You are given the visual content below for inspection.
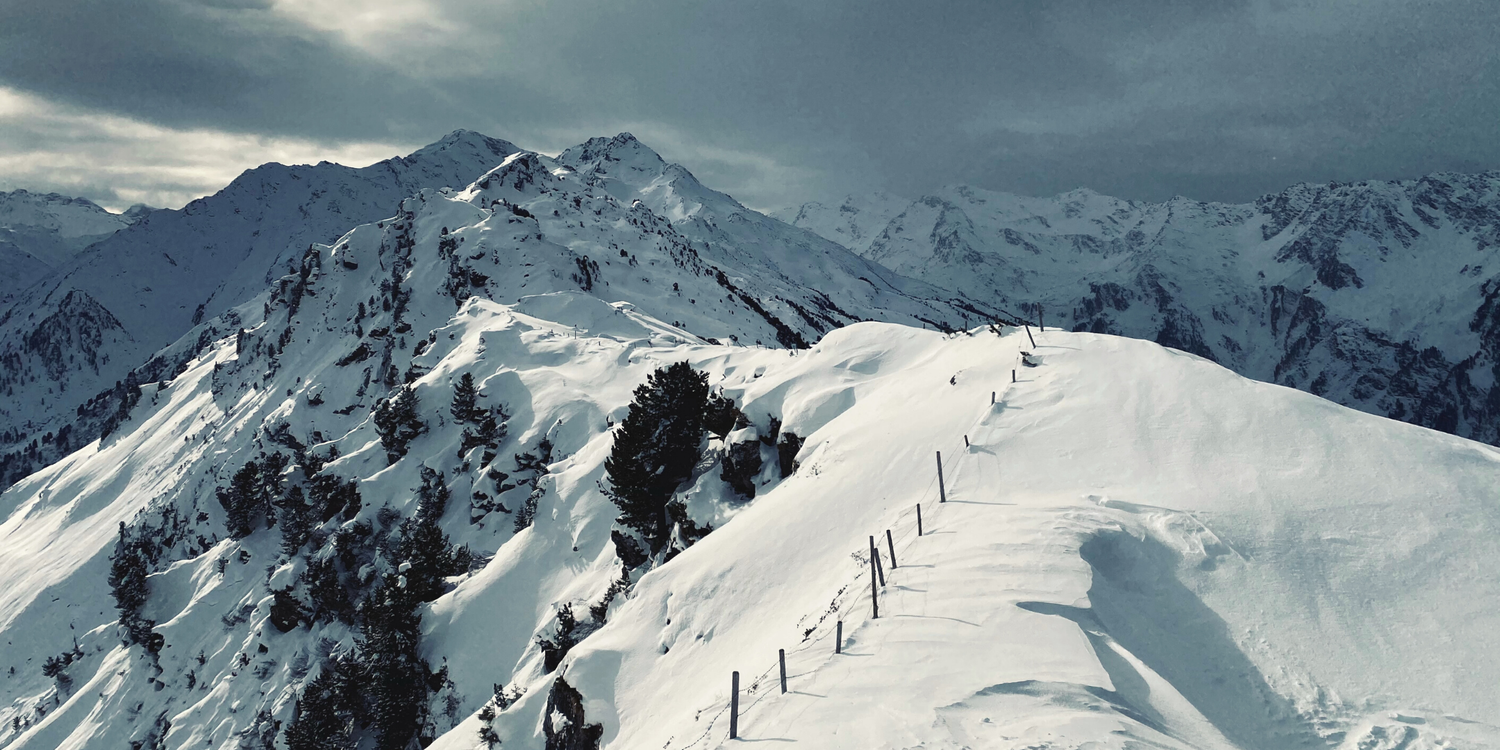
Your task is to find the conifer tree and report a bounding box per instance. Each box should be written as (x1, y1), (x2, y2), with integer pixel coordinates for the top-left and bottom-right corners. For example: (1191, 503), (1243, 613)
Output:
(373, 386), (426, 464)
(309, 474), (362, 523)
(605, 362), (709, 551)
(303, 556), (355, 625)
(218, 459), (261, 539)
(394, 513), (457, 603)
(107, 522), (156, 650)
(278, 485), (312, 556)
(450, 373), (479, 424)
(415, 466), (450, 520)
(268, 587), (305, 633)
(359, 574), (430, 750)
(259, 452), (289, 527)
(284, 656), (360, 750)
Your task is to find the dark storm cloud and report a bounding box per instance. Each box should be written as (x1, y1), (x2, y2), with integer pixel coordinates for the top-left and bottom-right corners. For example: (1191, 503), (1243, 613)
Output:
(1, 0), (1496, 209)
(0, 0), (493, 141)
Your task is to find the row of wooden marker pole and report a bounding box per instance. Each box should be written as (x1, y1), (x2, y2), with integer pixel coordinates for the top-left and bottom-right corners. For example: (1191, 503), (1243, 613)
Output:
(727, 451), (947, 739)
(724, 342), (1038, 739)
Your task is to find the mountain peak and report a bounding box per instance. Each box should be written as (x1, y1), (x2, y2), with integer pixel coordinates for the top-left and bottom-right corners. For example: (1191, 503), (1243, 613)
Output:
(557, 132), (667, 173)
(408, 129), (520, 163)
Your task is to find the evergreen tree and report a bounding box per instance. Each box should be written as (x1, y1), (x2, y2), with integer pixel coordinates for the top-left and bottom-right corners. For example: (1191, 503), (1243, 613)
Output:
(107, 523), (158, 651)
(605, 362), (709, 551)
(309, 474), (362, 523)
(450, 373), (479, 424)
(268, 587), (305, 633)
(535, 603), (580, 673)
(258, 452), (289, 527)
(477, 405), (507, 447)
(373, 386), (426, 465)
(415, 466), (450, 521)
(303, 555), (356, 625)
(359, 575), (430, 750)
(218, 459), (261, 539)
(284, 656), (360, 750)
(278, 485), (312, 556)
(216, 453), (286, 539)
(394, 512), (458, 603)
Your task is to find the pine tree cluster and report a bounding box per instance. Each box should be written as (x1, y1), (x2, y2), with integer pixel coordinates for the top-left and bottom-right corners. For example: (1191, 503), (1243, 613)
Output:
(604, 361), (711, 553)
(108, 522), (162, 653)
(451, 373), (509, 461)
(283, 469), (472, 749)
(216, 452), (289, 539)
(373, 385), (426, 464)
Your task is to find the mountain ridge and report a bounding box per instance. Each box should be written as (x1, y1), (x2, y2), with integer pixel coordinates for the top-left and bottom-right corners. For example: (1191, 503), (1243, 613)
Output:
(0, 131), (990, 492)
(782, 172), (1500, 444)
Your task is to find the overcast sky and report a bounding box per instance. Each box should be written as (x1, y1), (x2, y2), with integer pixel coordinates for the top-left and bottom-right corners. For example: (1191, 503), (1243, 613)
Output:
(1, 0), (1496, 212)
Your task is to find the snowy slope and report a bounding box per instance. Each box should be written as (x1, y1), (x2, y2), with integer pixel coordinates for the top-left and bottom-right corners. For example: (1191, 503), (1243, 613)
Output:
(0, 131), (520, 453)
(554, 135), (985, 335)
(770, 191), (909, 255)
(784, 177), (1500, 446)
(1, 239), (1495, 750)
(0, 189), (142, 304)
(0, 133), (984, 494)
(465, 325), (1500, 750)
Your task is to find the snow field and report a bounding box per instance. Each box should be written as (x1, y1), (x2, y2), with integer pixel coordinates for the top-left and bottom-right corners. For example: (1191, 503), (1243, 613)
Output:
(476, 324), (1500, 749)
(3, 284), (1496, 749)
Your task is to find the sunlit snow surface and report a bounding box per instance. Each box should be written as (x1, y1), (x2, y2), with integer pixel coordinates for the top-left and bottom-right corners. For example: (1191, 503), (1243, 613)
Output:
(2, 285), (1493, 749)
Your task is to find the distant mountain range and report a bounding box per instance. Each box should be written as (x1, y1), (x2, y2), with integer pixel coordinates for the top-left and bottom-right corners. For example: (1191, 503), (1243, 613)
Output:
(0, 189), (149, 305)
(781, 175), (1500, 445)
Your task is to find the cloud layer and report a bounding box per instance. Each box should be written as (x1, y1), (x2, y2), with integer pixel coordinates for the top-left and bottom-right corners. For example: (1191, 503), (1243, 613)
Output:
(1, 0), (1496, 211)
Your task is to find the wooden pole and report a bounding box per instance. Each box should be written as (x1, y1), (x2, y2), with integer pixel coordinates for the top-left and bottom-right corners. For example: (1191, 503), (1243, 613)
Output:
(730, 671), (739, 739)
(991, 391), (995, 405)
(870, 536), (885, 586)
(1025, 325), (1036, 348)
(886, 529), (897, 569)
(779, 649), (787, 694)
(964, 435), (969, 447)
(1012, 369), (1016, 383)
(870, 547), (880, 619)
(917, 504), (923, 536)
(836, 621), (843, 653)
(937, 451), (947, 503)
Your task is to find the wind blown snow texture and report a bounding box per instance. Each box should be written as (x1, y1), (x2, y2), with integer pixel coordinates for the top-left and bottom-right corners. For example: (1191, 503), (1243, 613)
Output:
(784, 178), (1500, 447)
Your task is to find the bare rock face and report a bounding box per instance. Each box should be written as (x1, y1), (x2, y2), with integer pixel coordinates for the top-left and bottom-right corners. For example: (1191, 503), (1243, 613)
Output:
(543, 677), (603, 750)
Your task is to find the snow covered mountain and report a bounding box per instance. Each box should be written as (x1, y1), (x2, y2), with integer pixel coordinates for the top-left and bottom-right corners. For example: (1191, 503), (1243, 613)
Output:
(0, 190), (146, 305)
(0, 133), (984, 492)
(5, 135), (1495, 750)
(769, 191), (908, 255)
(0, 247), (1494, 749)
(783, 176), (1500, 445)
(0, 131), (520, 449)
